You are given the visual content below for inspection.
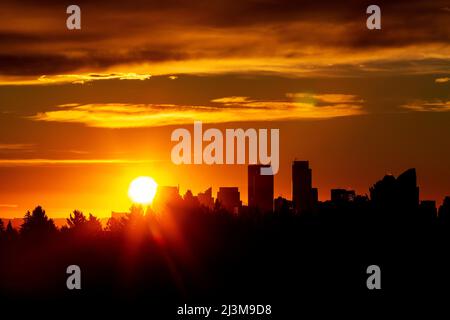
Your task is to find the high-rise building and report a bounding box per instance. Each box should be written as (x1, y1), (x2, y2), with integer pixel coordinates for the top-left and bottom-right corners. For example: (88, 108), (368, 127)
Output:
(312, 187), (319, 206)
(370, 168), (419, 212)
(292, 160), (313, 213)
(248, 164), (274, 213)
(419, 200), (437, 221)
(217, 187), (242, 214)
(153, 186), (182, 213)
(438, 196), (450, 222)
(396, 168), (419, 210)
(197, 187), (214, 209)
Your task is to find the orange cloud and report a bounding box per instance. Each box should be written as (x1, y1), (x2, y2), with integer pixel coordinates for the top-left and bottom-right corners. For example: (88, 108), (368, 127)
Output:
(286, 93), (364, 104)
(435, 77), (450, 83)
(0, 204), (19, 208)
(402, 100), (450, 112)
(0, 159), (149, 167)
(0, 1), (449, 84)
(0, 143), (34, 151)
(30, 94), (365, 128)
(0, 73), (152, 85)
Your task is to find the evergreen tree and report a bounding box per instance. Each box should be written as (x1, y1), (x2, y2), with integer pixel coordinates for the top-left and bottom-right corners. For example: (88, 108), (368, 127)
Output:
(5, 220), (18, 239)
(20, 206), (57, 238)
(86, 213), (103, 234)
(67, 210), (87, 230)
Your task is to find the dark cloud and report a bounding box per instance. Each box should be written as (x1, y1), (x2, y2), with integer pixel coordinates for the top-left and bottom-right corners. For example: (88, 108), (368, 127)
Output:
(0, 54), (84, 76)
(0, 0), (449, 77)
(0, 49), (189, 76)
(0, 31), (104, 45)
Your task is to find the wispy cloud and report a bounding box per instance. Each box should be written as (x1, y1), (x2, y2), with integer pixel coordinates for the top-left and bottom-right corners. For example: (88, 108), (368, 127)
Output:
(435, 77), (450, 83)
(286, 93), (364, 104)
(0, 144), (34, 151)
(402, 100), (450, 112)
(37, 73), (152, 84)
(0, 73), (152, 85)
(0, 204), (19, 208)
(0, 159), (150, 167)
(211, 96), (251, 104)
(29, 93), (365, 128)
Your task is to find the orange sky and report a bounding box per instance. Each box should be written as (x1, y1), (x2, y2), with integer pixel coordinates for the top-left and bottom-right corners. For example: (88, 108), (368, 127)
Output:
(0, 1), (449, 218)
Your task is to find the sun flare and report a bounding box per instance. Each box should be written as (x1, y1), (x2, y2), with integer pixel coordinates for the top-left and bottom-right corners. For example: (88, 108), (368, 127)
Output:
(128, 176), (158, 204)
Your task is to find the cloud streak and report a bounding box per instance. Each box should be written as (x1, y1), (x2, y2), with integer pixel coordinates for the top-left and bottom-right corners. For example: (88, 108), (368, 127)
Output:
(0, 73), (153, 85)
(0, 144), (34, 151)
(0, 159), (150, 167)
(30, 93), (366, 128)
(435, 77), (450, 83)
(0, 204), (19, 208)
(402, 100), (450, 112)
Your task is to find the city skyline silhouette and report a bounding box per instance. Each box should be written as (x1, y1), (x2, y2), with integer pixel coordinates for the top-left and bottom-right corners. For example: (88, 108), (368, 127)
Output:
(2, 161), (450, 316)
(1, 161), (449, 227)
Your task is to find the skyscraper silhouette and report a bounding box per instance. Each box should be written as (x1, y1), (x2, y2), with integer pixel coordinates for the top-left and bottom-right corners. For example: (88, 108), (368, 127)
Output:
(197, 187), (214, 209)
(396, 168), (419, 210)
(312, 187), (319, 206)
(248, 164), (274, 213)
(370, 168), (419, 212)
(292, 161), (314, 214)
(438, 196), (450, 222)
(217, 187), (242, 214)
(153, 186), (182, 212)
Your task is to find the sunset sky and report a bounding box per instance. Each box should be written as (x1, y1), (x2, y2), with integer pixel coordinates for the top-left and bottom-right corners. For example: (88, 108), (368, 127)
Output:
(0, 0), (449, 218)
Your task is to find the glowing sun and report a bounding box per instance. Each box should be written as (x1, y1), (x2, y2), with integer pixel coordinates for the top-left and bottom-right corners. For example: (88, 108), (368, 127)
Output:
(128, 176), (158, 204)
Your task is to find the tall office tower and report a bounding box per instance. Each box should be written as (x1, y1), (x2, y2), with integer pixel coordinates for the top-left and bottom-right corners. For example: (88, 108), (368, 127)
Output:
(439, 196), (450, 222)
(370, 168), (419, 212)
(396, 168), (419, 210)
(153, 185), (182, 213)
(248, 164), (274, 213)
(217, 187), (242, 214)
(197, 187), (214, 209)
(311, 187), (319, 206)
(292, 161), (313, 214)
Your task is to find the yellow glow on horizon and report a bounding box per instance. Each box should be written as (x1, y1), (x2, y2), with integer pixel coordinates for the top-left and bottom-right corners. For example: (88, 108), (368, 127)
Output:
(128, 176), (158, 205)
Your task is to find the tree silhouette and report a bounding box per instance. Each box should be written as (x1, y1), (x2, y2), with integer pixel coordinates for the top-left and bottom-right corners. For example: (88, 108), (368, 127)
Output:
(127, 205), (147, 231)
(86, 213), (103, 234)
(129, 204), (145, 219)
(106, 216), (127, 233)
(5, 220), (18, 240)
(20, 206), (57, 238)
(67, 210), (87, 229)
(64, 210), (103, 235)
(0, 218), (4, 233)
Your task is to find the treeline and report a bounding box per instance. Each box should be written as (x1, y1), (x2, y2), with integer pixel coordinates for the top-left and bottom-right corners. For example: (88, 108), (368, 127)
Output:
(1, 198), (450, 308)
(0, 199), (235, 242)
(2, 195), (450, 242)
(0, 206), (103, 240)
